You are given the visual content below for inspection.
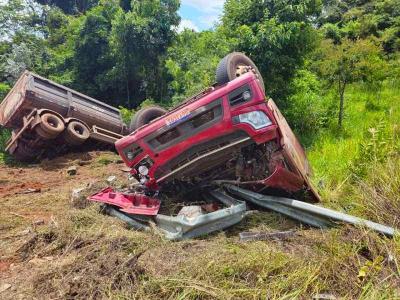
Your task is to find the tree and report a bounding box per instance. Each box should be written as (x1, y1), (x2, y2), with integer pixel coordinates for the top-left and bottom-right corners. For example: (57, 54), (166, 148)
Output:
(0, 0), (49, 83)
(318, 0), (400, 53)
(165, 28), (232, 104)
(110, 0), (180, 106)
(0, 0), (46, 39)
(1, 43), (38, 80)
(35, 0), (99, 14)
(43, 8), (84, 85)
(317, 38), (386, 127)
(73, 1), (120, 102)
(221, 0), (321, 105)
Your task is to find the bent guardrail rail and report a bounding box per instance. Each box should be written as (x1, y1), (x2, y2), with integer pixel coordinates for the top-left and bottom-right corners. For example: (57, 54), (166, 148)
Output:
(225, 185), (396, 237)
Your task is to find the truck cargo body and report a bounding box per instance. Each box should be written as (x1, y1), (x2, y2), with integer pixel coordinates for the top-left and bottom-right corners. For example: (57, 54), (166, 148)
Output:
(0, 71), (127, 160)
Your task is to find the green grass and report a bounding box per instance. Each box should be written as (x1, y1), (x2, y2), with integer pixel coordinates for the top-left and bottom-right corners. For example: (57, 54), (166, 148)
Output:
(308, 81), (400, 209)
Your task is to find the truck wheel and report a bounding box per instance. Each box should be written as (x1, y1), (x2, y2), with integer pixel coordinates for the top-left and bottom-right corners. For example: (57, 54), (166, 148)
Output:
(129, 106), (167, 132)
(35, 113), (65, 139)
(216, 52), (265, 92)
(63, 121), (90, 146)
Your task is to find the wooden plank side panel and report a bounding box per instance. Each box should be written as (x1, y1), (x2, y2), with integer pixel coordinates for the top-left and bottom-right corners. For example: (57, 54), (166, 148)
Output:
(28, 88), (69, 116)
(29, 72), (120, 113)
(70, 93), (124, 133)
(33, 77), (69, 98)
(0, 71), (31, 127)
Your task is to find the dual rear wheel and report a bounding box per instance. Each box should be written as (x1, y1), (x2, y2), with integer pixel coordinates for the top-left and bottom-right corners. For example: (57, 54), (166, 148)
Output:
(35, 113), (89, 145)
(63, 121), (90, 145)
(35, 113), (65, 139)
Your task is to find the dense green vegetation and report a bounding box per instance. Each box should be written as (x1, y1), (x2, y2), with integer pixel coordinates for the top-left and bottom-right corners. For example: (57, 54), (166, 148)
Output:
(0, 0), (399, 202)
(0, 0), (399, 127)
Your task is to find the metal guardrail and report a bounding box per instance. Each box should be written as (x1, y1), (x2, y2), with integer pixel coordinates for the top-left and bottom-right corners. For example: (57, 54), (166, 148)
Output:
(100, 186), (397, 240)
(225, 185), (396, 237)
(101, 190), (246, 241)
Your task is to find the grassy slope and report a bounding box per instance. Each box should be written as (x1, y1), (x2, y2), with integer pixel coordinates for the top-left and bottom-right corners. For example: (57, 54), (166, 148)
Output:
(308, 81), (400, 214)
(309, 82), (400, 185)
(0, 84), (399, 299)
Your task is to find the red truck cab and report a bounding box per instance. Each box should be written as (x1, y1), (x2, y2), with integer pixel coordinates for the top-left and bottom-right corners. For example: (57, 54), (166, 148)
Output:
(116, 72), (319, 202)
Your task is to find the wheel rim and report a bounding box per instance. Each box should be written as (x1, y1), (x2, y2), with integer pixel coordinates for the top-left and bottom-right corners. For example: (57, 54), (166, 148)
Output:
(47, 116), (59, 128)
(235, 64), (259, 79)
(73, 124), (84, 136)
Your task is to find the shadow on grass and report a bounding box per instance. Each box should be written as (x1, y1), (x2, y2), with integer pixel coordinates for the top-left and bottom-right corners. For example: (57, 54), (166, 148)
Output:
(224, 209), (302, 239)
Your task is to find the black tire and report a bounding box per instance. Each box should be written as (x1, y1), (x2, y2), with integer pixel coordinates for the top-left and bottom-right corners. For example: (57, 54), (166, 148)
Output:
(216, 52), (265, 92)
(63, 121), (90, 146)
(129, 106), (167, 132)
(35, 113), (65, 139)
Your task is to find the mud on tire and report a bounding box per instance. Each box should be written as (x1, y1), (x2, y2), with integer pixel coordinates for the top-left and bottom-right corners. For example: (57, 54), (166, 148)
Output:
(216, 52), (265, 92)
(129, 106), (167, 132)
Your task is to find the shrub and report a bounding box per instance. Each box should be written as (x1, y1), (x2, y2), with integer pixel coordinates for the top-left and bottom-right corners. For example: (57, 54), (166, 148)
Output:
(0, 82), (10, 99)
(285, 69), (328, 141)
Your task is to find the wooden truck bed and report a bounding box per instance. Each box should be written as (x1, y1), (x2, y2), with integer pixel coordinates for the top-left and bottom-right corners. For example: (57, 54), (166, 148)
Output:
(0, 71), (126, 134)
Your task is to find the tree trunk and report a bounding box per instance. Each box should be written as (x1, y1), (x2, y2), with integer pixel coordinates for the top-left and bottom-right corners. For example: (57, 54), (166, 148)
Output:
(126, 77), (130, 106)
(338, 80), (346, 128)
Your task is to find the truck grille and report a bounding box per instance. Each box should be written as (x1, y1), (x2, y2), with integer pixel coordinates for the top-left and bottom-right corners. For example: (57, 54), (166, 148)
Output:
(154, 131), (252, 181)
(123, 143), (143, 161)
(146, 99), (223, 152)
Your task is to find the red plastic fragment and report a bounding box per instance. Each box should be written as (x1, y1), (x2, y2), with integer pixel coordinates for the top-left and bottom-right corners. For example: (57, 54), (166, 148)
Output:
(260, 165), (304, 192)
(88, 187), (160, 216)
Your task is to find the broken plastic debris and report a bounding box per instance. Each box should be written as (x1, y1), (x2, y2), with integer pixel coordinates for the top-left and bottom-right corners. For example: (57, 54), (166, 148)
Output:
(88, 187), (160, 216)
(177, 206), (203, 220)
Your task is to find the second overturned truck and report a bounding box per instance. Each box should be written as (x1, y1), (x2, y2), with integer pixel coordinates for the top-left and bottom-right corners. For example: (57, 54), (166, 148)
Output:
(0, 71), (128, 161)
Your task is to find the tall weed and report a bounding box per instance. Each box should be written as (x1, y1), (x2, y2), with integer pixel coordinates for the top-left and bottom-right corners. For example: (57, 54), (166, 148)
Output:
(350, 121), (400, 178)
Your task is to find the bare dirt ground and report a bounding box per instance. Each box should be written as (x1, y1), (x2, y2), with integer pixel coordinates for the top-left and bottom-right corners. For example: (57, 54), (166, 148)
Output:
(0, 151), (131, 299)
(1, 151), (399, 299)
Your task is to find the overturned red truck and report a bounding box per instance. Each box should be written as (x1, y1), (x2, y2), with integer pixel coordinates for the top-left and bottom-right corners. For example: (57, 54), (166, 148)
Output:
(89, 53), (322, 240)
(115, 53), (320, 203)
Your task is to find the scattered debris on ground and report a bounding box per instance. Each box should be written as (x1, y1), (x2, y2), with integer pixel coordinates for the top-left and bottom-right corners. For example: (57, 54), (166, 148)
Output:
(66, 166), (77, 176)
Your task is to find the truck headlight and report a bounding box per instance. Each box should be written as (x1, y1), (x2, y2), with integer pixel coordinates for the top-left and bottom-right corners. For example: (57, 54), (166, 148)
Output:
(138, 165), (149, 176)
(237, 111), (272, 129)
